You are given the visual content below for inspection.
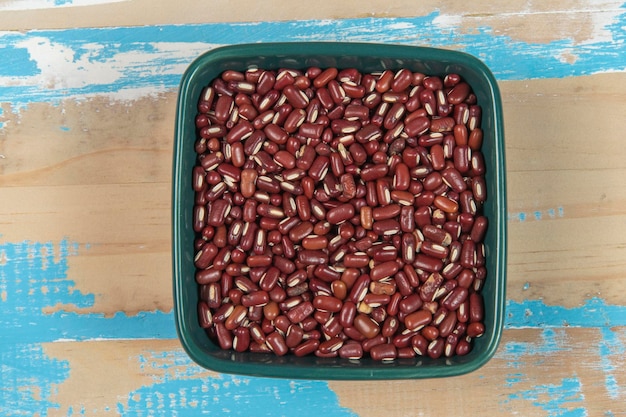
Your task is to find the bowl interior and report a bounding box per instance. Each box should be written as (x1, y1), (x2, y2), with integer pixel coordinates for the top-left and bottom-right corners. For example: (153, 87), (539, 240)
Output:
(173, 42), (507, 379)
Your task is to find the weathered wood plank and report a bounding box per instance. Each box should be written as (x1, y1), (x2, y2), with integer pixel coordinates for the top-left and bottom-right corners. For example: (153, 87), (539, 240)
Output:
(2, 75), (625, 317)
(1, 8), (625, 112)
(1, 4), (625, 416)
(2, 327), (623, 416)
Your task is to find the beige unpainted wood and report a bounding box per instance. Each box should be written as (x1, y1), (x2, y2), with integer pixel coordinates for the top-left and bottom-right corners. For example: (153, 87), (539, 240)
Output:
(40, 327), (626, 416)
(1, 2), (625, 414)
(331, 328), (626, 416)
(0, 0), (623, 48)
(1, 74), (625, 315)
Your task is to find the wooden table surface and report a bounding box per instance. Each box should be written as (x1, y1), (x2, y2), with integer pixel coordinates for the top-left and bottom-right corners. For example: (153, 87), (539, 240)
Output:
(1, 1), (625, 415)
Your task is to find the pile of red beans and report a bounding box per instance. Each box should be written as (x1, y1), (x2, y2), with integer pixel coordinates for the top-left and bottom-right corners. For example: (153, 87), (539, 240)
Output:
(192, 66), (488, 361)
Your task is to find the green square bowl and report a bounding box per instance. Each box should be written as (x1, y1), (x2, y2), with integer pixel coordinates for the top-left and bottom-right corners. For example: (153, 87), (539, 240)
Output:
(173, 42), (507, 379)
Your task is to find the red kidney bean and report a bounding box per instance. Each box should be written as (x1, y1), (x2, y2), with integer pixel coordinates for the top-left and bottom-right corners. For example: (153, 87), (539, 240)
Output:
(470, 215), (488, 242)
(313, 67), (338, 88)
(419, 272), (443, 302)
(354, 313), (380, 339)
(297, 250), (329, 265)
(312, 295), (343, 313)
(286, 301), (315, 324)
(404, 309), (432, 331)
(448, 82), (471, 105)
(469, 127), (483, 151)
(401, 233), (416, 264)
(469, 292), (484, 323)
(471, 176), (487, 203)
(291, 339), (318, 357)
(370, 261), (399, 281)
(214, 323), (233, 350)
(410, 334), (428, 356)
(457, 299), (470, 323)
(372, 204), (401, 221)
(338, 341), (364, 359)
(399, 293), (424, 315)
(427, 338), (444, 359)
(318, 337), (344, 355)
(455, 339), (471, 356)
(327, 203), (355, 224)
(467, 322), (485, 338)
(433, 195), (459, 214)
(420, 241), (450, 259)
(198, 301), (213, 328)
(193, 67), (488, 360)
(372, 219), (401, 236)
(266, 331), (289, 356)
(430, 117), (455, 133)
(438, 310), (457, 338)
(442, 287), (469, 311)
(360, 334), (385, 353)
(214, 95), (234, 123)
(370, 343), (397, 361)
(413, 254), (443, 272)
(460, 239), (476, 269)
(453, 145), (471, 174)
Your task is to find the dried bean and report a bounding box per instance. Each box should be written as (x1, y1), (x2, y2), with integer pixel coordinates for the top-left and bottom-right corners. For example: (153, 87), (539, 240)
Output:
(193, 66), (489, 361)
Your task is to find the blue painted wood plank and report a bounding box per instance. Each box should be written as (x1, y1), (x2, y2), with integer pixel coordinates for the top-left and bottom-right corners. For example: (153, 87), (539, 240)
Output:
(0, 6), (625, 108)
(1, 8), (625, 415)
(1, 238), (624, 414)
(0, 341), (358, 416)
(2, 239), (625, 344)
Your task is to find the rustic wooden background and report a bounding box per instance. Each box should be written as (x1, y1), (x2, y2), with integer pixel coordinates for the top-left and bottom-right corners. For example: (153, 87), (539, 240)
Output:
(1, 1), (625, 415)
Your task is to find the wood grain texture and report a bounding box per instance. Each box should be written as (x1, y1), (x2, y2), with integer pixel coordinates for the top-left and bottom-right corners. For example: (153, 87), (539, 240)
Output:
(2, 76), (624, 314)
(1, 2), (625, 416)
(7, 327), (623, 416)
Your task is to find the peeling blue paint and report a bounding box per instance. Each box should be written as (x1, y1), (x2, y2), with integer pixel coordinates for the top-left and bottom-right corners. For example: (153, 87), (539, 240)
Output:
(2, 237), (625, 413)
(0, 343), (68, 416)
(0, 239), (92, 317)
(0, 240), (176, 343)
(508, 377), (587, 417)
(508, 206), (564, 222)
(1, 6), (625, 107)
(0, 2), (625, 413)
(123, 350), (357, 417)
(498, 325), (625, 412)
(598, 327), (625, 400)
(497, 328), (571, 370)
(505, 297), (626, 328)
(497, 329), (588, 415)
